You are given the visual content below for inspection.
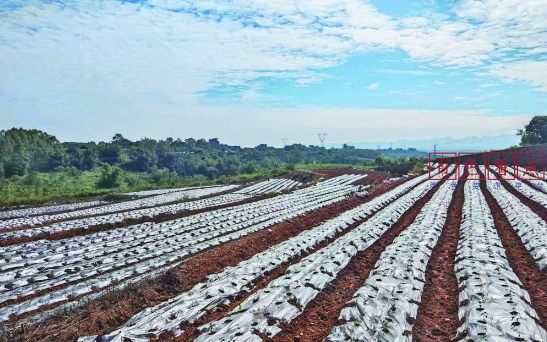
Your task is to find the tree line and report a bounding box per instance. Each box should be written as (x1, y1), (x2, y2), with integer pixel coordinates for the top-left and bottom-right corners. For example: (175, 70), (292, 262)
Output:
(0, 128), (427, 206)
(0, 128), (426, 181)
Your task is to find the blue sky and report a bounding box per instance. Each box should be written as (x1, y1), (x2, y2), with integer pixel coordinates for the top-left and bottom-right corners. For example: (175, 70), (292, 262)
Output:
(1, 0), (547, 148)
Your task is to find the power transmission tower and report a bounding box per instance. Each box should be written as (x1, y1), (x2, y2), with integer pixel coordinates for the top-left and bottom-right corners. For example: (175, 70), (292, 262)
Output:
(318, 133), (327, 148)
(433, 145), (437, 160)
(282, 139), (288, 147)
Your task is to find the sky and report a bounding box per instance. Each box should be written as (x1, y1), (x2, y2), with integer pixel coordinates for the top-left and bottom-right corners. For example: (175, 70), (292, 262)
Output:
(1, 0), (547, 148)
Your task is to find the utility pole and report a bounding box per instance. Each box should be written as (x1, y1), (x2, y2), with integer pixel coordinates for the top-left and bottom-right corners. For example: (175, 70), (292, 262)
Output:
(433, 144), (437, 161)
(318, 133), (327, 148)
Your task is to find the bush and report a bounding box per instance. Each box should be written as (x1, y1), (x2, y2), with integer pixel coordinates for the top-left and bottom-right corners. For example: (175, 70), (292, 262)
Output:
(410, 162), (425, 174)
(97, 164), (124, 188)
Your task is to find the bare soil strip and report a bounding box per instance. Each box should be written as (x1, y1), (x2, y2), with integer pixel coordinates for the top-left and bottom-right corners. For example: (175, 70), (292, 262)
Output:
(172, 214), (376, 342)
(267, 178), (450, 342)
(2, 180), (410, 342)
(481, 179), (547, 331)
(1, 192), (356, 315)
(0, 200), (108, 220)
(310, 169), (392, 186)
(488, 169), (547, 222)
(0, 187), (239, 236)
(0, 185), (396, 311)
(412, 178), (465, 342)
(0, 193), (272, 247)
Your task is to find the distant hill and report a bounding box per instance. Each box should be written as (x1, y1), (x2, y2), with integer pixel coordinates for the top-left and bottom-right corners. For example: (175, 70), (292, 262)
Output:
(327, 134), (520, 152)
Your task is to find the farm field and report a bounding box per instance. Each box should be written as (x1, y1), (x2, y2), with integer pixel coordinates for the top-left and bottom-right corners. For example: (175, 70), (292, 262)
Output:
(1, 166), (547, 342)
(306, 168), (394, 186)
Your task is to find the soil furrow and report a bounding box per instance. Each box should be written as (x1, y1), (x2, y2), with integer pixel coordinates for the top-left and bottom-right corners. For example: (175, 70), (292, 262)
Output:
(489, 168), (547, 223)
(0, 193), (273, 247)
(1, 187), (237, 233)
(268, 177), (450, 342)
(161, 179), (416, 341)
(171, 211), (380, 342)
(480, 178), (547, 331)
(0, 197), (329, 310)
(412, 178), (465, 342)
(1, 179), (410, 342)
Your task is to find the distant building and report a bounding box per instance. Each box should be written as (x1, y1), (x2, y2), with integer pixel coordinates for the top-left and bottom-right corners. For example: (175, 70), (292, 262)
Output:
(208, 138), (220, 145)
(256, 144), (268, 150)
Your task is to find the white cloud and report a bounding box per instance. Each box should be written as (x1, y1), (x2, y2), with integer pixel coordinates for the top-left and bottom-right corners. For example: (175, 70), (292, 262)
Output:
(367, 83), (380, 90)
(433, 81), (444, 85)
(487, 61), (547, 92)
(0, 0), (546, 143)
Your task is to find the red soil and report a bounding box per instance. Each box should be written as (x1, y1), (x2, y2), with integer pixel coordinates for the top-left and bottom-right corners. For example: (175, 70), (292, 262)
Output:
(269, 175), (452, 342)
(311, 168), (394, 186)
(481, 179), (547, 332)
(174, 211), (380, 342)
(3, 178), (412, 342)
(412, 178), (465, 342)
(0, 187), (239, 235)
(0, 193), (272, 247)
(495, 177), (547, 224)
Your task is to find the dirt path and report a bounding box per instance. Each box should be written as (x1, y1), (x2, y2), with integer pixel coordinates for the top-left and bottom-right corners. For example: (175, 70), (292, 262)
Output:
(412, 178), (465, 342)
(310, 168), (393, 186)
(172, 210), (381, 342)
(269, 177), (450, 342)
(3, 179), (413, 342)
(481, 179), (547, 332)
(0, 192), (267, 247)
(501, 182), (547, 223)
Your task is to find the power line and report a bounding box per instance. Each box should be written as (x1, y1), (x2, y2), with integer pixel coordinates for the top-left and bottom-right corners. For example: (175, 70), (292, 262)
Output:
(434, 122), (529, 149)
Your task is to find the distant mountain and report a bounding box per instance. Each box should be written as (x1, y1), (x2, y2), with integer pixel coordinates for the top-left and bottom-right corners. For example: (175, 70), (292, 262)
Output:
(326, 134), (520, 152)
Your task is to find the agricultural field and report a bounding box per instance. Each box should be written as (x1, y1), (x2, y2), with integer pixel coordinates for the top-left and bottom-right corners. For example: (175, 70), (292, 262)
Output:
(234, 178), (304, 195)
(1, 166), (547, 342)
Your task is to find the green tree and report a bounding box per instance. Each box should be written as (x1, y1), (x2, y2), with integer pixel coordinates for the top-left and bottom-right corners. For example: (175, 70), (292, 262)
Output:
(3, 155), (29, 177)
(518, 116), (547, 145)
(97, 164), (124, 188)
(289, 150), (303, 164)
(375, 155), (386, 166)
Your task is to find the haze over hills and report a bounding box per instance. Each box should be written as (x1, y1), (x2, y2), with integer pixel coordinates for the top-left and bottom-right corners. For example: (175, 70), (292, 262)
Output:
(327, 134), (521, 153)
